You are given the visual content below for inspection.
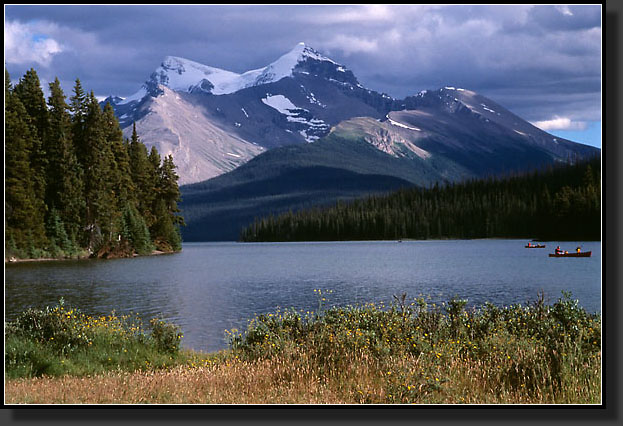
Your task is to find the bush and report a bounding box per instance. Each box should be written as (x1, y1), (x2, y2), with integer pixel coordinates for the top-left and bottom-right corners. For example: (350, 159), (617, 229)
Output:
(5, 300), (185, 378)
(228, 291), (601, 403)
(150, 318), (183, 354)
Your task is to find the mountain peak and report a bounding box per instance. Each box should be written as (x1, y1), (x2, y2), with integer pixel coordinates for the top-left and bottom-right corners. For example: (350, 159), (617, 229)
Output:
(254, 43), (339, 85)
(116, 43), (353, 104)
(286, 42), (336, 64)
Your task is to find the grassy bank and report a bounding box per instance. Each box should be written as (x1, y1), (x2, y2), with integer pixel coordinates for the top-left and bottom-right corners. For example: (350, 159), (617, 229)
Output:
(5, 292), (601, 404)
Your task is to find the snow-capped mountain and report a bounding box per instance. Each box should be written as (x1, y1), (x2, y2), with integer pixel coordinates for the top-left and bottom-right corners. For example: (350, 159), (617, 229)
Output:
(104, 43), (598, 187)
(179, 86), (600, 241)
(103, 42), (395, 184)
(330, 86), (599, 178)
(123, 42), (350, 99)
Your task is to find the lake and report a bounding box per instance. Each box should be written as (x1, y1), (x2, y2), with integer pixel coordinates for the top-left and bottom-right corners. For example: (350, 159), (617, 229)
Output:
(5, 239), (601, 353)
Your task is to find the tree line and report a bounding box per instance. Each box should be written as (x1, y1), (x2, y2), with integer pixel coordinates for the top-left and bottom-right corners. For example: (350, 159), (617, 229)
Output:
(240, 157), (600, 242)
(5, 68), (184, 259)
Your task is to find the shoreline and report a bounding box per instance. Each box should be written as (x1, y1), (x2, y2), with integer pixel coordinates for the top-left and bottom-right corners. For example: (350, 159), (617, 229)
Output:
(5, 249), (176, 265)
(4, 294), (601, 404)
(233, 237), (601, 244)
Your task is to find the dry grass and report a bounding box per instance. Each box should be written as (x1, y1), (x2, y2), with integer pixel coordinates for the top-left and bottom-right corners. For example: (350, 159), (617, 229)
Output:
(5, 353), (372, 404)
(5, 293), (602, 405)
(5, 348), (600, 405)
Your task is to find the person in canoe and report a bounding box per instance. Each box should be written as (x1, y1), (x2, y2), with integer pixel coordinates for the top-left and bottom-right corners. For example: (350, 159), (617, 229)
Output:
(576, 246), (582, 253)
(527, 242), (532, 247)
(555, 246), (563, 255)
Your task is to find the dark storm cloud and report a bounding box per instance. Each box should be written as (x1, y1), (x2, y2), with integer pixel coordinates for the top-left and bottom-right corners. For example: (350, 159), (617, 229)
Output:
(528, 5), (601, 32)
(5, 4), (601, 132)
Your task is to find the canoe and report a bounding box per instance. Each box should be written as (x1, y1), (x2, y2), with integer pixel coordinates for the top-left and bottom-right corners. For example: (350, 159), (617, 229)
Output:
(525, 245), (546, 248)
(548, 251), (591, 257)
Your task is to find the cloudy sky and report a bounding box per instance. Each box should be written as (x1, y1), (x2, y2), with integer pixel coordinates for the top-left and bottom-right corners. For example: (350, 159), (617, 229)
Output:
(5, 4), (602, 147)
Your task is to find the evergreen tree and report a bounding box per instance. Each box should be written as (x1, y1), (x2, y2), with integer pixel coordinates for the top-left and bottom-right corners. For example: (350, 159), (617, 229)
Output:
(13, 69), (49, 140)
(148, 154), (183, 251)
(128, 123), (156, 226)
(147, 145), (162, 224)
(121, 204), (154, 255)
(12, 68), (48, 207)
(159, 155), (184, 226)
(45, 78), (85, 247)
(80, 92), (117, 250)
(6, 68), (184, 258)
(102, 102), (133, 208)
(45, 207), (72, 256)
(69, 79), (89, 165)
(5, 69), (48, 255)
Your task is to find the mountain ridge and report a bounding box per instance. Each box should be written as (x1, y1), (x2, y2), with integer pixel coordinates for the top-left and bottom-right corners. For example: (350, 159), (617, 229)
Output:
(114, 42), (354, 104)
(102, 43), (599, 190)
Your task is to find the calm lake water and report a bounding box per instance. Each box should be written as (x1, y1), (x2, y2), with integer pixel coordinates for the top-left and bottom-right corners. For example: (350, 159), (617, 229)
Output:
(5, 240), (601, 352)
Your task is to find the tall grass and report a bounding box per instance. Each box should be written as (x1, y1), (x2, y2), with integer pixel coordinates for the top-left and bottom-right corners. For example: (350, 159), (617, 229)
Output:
(4, 298), (185, 379)
(227, 291), (601, 404)
(5, 292), (601, 404)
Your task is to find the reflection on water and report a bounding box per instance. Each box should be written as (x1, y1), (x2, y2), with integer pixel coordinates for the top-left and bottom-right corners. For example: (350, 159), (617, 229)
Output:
(5, 240), (601, 352)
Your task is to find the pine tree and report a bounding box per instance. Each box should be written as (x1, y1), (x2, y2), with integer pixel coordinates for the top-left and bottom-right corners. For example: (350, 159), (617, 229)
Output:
(80, 92), (118, 250)
(12, 68), (48, 208)
(147, 145), (162, 224)
(102, 102), (133, 208)
(45, 78), (85, 248)
(160, 155), (184, 226)
(45, 207), (72, 256)
(70, 79), (89, 165)
(121, 204), (154, 255)
(128, 123), (156, 227)
(149, 154), (184, 251)
(5, 69), (48, 255)
(7, 68), (185, 257)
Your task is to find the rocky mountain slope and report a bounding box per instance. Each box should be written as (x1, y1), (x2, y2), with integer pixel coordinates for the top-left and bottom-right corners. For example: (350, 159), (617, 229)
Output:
(331, 86), (599, 178)
(99, 43), (600, 240)
(104, 43), (396, 184)
(104, 43), (597, 186)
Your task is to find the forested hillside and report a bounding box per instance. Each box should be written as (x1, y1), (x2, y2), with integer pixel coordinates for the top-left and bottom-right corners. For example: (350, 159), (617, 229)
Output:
(5, 68), (183, 260)
(240, 157), (600, 242)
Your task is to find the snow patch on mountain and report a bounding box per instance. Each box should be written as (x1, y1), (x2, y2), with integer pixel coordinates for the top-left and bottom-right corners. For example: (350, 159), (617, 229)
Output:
(299, 129), (320, 142)
(118, 87), (147, 105)
(443, 86), (467, 92)
(480, 104), (497, 114)
(261, 94), (329, 142)
(299, 84), (326, 108)
(261, 94), (301, 114)
(386, 114), (421, 131)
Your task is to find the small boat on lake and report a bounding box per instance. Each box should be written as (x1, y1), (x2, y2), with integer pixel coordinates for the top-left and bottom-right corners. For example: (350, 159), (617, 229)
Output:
(525, 244), (546, 248)
(549, 251), (591, 258)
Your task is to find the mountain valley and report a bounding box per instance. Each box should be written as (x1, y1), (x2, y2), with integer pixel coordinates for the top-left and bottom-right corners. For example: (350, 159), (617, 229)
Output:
(101, 43), (600, 240)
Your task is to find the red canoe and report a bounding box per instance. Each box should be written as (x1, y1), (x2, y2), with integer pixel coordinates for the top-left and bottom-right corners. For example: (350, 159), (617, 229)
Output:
(549, 251), (592, 257)
(525, 244), (546, 248)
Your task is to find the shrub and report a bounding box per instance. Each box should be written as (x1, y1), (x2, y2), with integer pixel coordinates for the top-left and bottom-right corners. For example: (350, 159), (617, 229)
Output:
(150, 318), (183, 354)
(5, 300), (185, 378)
(227, 291), (601, 403)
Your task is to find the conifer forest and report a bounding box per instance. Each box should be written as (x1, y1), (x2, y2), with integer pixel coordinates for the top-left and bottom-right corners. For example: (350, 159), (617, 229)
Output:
(5, 68), (184, 259)
(240, 157), (601, 243)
